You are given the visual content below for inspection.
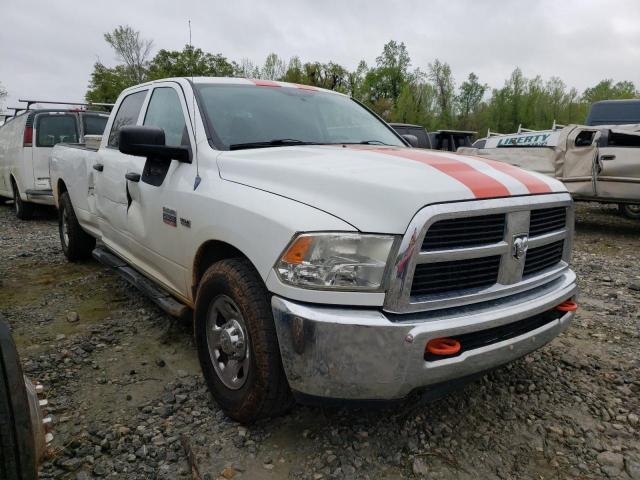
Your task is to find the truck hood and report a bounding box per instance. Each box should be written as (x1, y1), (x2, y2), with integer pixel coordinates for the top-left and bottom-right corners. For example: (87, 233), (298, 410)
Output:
(217, 145), (565, 233)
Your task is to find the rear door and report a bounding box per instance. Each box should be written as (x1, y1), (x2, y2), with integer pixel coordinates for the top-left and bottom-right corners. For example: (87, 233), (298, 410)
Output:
(596, 129), (640, 202)
(32, 112), (78, 189)
(95, 89), (148, 255)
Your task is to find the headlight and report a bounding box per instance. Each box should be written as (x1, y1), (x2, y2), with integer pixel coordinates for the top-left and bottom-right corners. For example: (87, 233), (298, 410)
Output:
(276, 233), (396, 291)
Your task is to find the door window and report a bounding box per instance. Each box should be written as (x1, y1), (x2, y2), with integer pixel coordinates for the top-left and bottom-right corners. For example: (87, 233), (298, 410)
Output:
(107, 90), (147, 148)
(143, 87), (189, 147)
(36, 115), (78, 147)
(83, 114), (108, 136)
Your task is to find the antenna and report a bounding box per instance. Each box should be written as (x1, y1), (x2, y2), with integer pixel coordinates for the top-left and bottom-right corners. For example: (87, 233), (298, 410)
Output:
(189, 19), (201, 190)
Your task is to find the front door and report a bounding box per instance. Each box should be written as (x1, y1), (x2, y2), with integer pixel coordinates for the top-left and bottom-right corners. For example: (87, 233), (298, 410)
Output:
(125, 84), (194, 297)
(94, 89), (148, 256)
(560, 127), (599, 198)
(595, 129), (640, 202)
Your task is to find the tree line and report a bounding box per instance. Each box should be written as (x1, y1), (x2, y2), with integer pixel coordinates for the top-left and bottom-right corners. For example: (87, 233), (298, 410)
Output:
(86, 25), (639, 136)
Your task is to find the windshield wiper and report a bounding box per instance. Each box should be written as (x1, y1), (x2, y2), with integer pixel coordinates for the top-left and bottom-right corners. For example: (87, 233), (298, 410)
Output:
(229, 139), (319, 150)
(357, 140), (391, 146)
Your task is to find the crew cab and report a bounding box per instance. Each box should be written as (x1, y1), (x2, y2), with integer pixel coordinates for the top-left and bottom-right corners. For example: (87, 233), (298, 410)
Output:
(0, 108), (108, 218)
(50, 77), (578, 423)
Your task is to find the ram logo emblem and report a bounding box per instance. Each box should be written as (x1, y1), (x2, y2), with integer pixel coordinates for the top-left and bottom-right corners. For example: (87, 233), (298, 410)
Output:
(512, 234), (529, 260)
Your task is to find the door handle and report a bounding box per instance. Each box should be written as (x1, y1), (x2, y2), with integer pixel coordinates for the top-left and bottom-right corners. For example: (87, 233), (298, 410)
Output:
(601, 154), (616, 161)
(93, 163), (104, 172)
(125, 172), (141, 182)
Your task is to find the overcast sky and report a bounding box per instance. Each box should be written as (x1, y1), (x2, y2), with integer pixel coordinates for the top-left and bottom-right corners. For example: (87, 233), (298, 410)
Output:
(1, 0), (639, 110)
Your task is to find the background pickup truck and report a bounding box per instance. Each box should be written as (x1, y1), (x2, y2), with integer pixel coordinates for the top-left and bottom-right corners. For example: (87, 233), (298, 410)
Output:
(51, 77), (577, 423)
(389, 122), (475, 151)
(462, 123), (640, 219)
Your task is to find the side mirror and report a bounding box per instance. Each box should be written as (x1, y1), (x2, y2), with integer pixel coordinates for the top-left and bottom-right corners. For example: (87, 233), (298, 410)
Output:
(402, 134), (419, 148)
(119, 126), (191, 163)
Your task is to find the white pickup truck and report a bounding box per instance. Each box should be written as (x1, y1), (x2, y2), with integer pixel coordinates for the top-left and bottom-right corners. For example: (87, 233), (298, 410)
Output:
(50, 77), (578, 423)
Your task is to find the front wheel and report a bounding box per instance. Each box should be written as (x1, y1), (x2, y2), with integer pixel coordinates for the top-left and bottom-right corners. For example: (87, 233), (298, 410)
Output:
(619, 203), (640, 220)
(194, 258), (293, 423)
(58, 192), (95, 261)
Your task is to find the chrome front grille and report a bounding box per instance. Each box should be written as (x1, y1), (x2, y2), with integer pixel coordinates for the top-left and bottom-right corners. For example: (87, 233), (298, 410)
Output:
(384, 193), (574, 314)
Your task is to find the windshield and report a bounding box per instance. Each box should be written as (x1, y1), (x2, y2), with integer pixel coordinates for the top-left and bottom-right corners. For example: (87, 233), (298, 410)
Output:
(83, 114), (108, 136)
(196, 84), (404, 149)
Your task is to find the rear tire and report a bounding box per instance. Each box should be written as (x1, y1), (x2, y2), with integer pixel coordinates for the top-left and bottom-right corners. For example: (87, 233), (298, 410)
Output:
(0, 319), (38, 480)
(58, 192), (95, 261)
(619, 203), (640, 220)
(194, 258), (293, 424)
(12, 184), (33, 221)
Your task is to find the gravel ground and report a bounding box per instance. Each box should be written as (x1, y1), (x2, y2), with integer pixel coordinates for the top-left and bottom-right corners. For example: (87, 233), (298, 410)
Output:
(0, 201), (638, 480)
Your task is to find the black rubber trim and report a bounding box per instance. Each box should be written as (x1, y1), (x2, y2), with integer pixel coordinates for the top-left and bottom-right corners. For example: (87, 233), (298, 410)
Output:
(0, 319), (37, 480)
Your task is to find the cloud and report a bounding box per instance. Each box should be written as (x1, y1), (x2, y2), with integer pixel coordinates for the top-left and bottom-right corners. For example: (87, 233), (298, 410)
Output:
(1, 0), (639, 109)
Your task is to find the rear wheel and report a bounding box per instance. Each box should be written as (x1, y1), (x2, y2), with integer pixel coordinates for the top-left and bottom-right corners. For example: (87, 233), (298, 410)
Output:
(12, 183), (32, 220)
(58, 192), (95, 261)
(194, 258), (293, 424)
(619, 204), (640, 220)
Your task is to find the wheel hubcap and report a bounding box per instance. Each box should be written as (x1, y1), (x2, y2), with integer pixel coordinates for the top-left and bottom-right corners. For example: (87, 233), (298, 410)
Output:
(627, 204), (640, 214)
(206, 295), (250, 390)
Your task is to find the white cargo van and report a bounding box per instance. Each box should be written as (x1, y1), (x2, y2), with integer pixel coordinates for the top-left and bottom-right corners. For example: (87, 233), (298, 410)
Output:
(0, 109), (108, 219)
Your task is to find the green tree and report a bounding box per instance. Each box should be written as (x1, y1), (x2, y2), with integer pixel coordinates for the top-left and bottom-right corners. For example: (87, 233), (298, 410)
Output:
(261, 53), (286, 80)
(85, 63), (138, 104)
(147, 45), (236, 79)
(104, 25), (153, 83)
(428, 59), (455, 126)
(456, 73), (487, 129)
(582, 79), (638, 103)
(282, 56), (303, 84)
(362, 40), (412, 106)
(0, 82), (6, 110)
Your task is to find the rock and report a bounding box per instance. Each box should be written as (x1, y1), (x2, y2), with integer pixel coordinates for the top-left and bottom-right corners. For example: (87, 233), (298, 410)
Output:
(176, 369), (188, 378)
(67, 311), (80, 323)
(626, 459), (640, 480)
(221, 467), (236, 478)
(628, 281), (640, 291)
(412, 457), (429, 476)
(155, 358), (166, 367)
(597, 451), (624, 473)
(61, 457), (82, 471)
(628, 413), (639, 426)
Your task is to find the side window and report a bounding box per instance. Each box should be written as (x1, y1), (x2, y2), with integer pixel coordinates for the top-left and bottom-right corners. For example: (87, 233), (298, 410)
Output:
(144, 87), (189, 147)
(108, 91), (147, 148)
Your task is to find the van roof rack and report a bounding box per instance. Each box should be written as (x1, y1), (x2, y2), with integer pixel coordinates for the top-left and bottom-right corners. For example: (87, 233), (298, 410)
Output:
(18, 99), (115, 110)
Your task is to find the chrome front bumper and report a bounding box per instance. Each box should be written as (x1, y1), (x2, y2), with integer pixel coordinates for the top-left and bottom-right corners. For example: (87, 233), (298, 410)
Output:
(272, 269), (577, 401)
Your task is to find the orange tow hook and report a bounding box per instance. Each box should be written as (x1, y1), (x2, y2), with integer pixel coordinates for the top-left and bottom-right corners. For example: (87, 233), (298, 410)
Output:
(426, 337), (461, 356)
(556, 300), (578, 312)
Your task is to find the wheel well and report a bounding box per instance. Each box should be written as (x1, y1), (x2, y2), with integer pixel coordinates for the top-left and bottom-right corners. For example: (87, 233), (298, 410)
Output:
(57, 179), (67, 195)
(192, 241), (248, 297)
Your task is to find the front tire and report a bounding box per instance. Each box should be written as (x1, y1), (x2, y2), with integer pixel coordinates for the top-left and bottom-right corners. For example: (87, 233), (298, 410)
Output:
(58, 192), (95, 261)
(194, 259), (293, 424)
(12, 184), (33, 220)
(619, 203), (640, 220)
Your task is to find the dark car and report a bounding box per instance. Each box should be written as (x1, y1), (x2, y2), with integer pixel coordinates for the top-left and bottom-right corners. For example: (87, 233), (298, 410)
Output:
(586, 99), (640, 126)
(389, 123), (476, 151)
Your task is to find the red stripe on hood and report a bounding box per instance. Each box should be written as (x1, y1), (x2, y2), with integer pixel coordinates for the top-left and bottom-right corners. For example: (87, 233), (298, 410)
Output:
(358, 147), (511, 199)
(474, 157), (552, 194)
(250, 79), (281, 87)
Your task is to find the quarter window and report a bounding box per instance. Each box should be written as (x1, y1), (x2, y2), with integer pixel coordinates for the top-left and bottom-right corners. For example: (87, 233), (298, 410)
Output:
(108, 90), (147, 148)
(144, 87), (189, 147)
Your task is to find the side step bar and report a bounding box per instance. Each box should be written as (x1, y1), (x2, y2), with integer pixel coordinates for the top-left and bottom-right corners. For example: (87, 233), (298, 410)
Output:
(92, 247), (191, 321)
